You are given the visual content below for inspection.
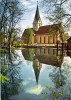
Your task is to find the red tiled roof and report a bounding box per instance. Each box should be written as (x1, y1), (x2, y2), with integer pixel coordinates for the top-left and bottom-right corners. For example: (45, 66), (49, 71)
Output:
(34, 23), (63, 35)
(34, 26), (47, 35)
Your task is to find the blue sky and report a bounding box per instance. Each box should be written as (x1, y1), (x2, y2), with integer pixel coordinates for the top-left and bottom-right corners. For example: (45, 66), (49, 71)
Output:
(18, 0), (71, 36)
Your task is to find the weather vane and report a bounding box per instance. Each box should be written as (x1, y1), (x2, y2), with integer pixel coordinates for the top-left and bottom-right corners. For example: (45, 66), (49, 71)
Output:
(37, 1), (38, 5)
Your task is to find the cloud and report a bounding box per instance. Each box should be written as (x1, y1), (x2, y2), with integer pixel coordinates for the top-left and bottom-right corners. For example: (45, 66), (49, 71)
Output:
(28, 77), (35, 81)
(22, 81), (29, 86)
(28, 5), (35, 9)
(26, 85), (45, 95)
(19, 0), (31, 6)
(41, 14), (53, 25)
(23, 1), (30, 6)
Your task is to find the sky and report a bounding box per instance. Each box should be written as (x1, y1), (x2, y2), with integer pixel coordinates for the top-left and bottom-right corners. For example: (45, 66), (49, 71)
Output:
(18, 0), (71, 36)
(18, 0), (52, 35)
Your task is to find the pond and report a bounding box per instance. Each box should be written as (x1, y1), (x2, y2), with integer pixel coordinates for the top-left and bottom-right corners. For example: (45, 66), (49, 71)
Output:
(1, 48), (71, 100)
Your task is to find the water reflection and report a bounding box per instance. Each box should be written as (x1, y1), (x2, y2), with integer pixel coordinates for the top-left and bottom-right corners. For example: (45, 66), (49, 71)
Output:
(49, 67), (66, 88)
(22, 48), (63, 67)
(1, 48), (71, 100)
(22, 48), (71, 99)
(1, 49), (24, 100)
(33, 58), (42, 84)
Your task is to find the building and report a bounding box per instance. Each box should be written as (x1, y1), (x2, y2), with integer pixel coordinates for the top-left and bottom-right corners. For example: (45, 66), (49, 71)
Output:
(22, 4), (64, 46)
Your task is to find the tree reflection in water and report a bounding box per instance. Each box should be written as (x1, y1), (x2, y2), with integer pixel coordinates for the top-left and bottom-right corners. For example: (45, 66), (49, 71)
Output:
(1, 49), (24, 100)
(42, 56), (71, 100)
(49, 67), (66, 88)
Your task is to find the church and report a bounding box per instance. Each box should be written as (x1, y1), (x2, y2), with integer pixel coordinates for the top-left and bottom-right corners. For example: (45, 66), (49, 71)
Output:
(22, 4), (64, 46)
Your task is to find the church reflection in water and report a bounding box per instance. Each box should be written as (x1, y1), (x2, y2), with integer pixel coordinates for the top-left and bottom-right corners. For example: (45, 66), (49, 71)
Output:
(33, 58), (42, 84)
(22, 48), (67, 84)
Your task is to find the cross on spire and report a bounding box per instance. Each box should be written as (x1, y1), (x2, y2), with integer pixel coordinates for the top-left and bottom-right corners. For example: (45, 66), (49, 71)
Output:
(37, 1), (38, 5)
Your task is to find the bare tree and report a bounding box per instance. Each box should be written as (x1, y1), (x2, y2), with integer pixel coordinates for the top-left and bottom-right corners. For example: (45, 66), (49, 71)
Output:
(0, 0), (26, 48)
(41, 0), (71, 27)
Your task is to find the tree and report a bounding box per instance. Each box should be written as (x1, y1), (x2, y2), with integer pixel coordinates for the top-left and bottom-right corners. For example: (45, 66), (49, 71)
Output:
(0, 32), (5, 47)
(22, 29), (34, 44)
(41, 0), (71, 28)
(0, 0), (25, 48)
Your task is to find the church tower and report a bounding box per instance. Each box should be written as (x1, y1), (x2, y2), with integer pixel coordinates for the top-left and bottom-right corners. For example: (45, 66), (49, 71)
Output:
(33, 2), (42, 31)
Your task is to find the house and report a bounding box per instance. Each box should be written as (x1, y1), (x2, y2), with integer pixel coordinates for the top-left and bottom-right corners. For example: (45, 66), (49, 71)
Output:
(22, 4), (65, 46)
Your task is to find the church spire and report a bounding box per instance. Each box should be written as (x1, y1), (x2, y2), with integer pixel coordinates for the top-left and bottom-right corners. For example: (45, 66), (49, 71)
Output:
(33, 1), (42, 31)
(34, 1), (40, 21)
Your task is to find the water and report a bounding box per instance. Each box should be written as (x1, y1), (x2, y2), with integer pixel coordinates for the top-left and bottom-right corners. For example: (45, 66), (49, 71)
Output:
(1, 48), (71, 100)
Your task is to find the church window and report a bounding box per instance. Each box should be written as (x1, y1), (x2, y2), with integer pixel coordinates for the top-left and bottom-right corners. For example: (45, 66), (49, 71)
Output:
(44, 37), (45, 43)
(48, 36), (50, 44)
(40, 36), (41, 43)
(53, 36), (55, 43)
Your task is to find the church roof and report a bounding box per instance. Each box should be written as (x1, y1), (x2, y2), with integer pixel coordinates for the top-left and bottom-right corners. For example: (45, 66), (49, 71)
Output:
(34, 23), (64, 35)
(22, 23), (64, 37)
(34, 4), (41, 21)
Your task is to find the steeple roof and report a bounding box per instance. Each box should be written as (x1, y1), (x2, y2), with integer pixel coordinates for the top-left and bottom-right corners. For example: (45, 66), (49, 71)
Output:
(34, 4), (41, 21)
